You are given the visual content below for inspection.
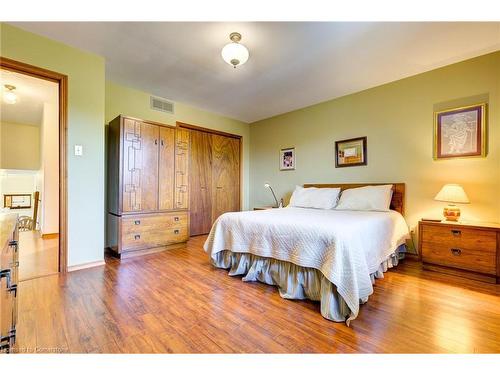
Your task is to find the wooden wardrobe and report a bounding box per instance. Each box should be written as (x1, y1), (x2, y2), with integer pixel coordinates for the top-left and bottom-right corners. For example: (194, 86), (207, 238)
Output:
(180, 123), (241, 236)
(107, 115), (190, 258)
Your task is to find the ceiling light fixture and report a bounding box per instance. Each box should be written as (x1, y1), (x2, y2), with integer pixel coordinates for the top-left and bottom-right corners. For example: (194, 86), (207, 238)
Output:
(221, 32), (249, 68)
(3, 84), (17, 104)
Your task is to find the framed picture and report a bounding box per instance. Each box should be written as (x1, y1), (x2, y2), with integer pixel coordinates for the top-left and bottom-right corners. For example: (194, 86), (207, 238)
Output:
(335, 137), (367, 168)
(280, 147), (295, 170)
(3, 194), (32, 209)
(434, 103), (487, 159)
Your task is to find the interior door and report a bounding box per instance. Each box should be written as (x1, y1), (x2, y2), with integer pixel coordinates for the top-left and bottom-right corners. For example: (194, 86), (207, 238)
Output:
(211, 134), (240, 222)
(189, 130), (213, 235)
(122, 118), (159, 212)
(158, 127), (175, 211)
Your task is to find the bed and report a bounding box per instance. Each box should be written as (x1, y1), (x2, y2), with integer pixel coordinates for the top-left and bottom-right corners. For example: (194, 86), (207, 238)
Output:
(204, 183), (410, 324)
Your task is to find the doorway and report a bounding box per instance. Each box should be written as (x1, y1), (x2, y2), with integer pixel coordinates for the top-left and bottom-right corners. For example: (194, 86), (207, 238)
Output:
(0, 57), (68, 278)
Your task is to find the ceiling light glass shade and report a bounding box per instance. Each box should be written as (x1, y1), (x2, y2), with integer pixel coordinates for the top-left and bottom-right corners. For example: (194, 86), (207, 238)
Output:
(221, 41), (249, 68)
(3, 85), (17, 104)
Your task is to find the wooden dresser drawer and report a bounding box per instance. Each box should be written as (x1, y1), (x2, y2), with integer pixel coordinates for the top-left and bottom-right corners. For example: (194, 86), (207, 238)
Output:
(421, 241), (496, 275)
(122, 212), (187, 231)
(420, 225), (497, 252)
(121, 212), (188, 251)
(121, 226), (188, 251)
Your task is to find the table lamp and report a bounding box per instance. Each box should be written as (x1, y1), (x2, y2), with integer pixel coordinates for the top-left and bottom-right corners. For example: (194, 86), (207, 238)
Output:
(434, 184), (470, 221)
(264, 183), (279, 208)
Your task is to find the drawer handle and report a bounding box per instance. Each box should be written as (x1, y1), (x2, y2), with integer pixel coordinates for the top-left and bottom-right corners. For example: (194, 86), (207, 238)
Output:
(9, 240), (18, 253)
(8, 284), (17, 298)
(0, 269), (12, 288)
(134, 220), (141, 225)
(174, 229), (180, 234)
(450, 248), (462, 256)
(174, 217), (179, 222)
(451, 229), (461, 236)
(134, 234), (141, 240)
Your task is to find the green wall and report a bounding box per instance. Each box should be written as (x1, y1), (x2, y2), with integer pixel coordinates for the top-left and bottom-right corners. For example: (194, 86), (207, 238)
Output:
(1, 23), (106, 267)
(105, 81), (250, 209)
(250, 51), (500, 236)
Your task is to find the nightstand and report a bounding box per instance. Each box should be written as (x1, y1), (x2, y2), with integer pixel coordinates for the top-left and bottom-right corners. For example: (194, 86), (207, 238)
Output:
(253, 206), (278, 211)
(419, 220), (500, 283)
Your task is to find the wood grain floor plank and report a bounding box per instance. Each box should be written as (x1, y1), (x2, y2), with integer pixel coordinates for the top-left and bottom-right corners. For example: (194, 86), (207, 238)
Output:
(12, 235), (500, 353)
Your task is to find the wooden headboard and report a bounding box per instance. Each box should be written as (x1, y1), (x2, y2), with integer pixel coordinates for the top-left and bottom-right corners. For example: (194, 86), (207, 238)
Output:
(303, 183), (406, 215)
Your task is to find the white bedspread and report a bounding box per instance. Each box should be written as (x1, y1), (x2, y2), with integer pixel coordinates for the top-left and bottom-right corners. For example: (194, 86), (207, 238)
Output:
(204, 207), (410, 321)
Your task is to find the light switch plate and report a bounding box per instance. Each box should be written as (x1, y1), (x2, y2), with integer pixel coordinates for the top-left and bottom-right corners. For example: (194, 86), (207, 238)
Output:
(74, 145), (83, 156)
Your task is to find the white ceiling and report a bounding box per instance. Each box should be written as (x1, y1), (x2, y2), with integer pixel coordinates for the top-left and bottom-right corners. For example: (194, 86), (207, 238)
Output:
(10, 22), (500, 123)
(0, 69), (58, 125)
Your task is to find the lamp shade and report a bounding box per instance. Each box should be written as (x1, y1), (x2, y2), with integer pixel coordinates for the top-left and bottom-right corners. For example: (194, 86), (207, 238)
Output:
(221, 32), (249, 68)
(434, 184), (470, 204)
(3, 85), (17, 104)
(221, 42), (249, 68)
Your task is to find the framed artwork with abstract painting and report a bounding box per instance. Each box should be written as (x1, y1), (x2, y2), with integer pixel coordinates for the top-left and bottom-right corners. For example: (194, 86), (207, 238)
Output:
(335, 136), (367, 168)
(280, 147), (295, 170)
(434, 103), (487, 159)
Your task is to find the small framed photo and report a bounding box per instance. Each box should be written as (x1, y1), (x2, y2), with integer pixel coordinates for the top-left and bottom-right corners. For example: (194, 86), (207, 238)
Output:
(335, 137), (367, 168)
(434, 103), (487, 159)
(280, 147), (295, 170)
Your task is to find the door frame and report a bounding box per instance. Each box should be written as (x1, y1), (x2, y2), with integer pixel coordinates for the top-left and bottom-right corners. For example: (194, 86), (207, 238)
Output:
(1, 56), (68, 273)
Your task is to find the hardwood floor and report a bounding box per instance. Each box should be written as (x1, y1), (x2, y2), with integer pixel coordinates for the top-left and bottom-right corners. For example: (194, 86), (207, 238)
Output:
(18, 230), (58, 281)
(13, 235), (500, 353)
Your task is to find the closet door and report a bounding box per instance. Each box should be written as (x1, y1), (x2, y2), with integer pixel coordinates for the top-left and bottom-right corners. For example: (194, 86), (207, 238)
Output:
(189, 131), (213, 235)
(122, 118), (159, 212)
(158, 127), (175, 210)
(211, 134), (240, 222)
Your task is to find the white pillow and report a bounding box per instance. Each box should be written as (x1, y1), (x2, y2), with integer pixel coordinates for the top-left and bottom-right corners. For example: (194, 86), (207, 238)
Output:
(335, 185), (393, 212)
(289, 186), (341, 210)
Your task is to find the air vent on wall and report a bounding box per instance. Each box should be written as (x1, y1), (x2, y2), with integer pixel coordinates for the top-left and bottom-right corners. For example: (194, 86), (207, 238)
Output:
(150, 96), (174, 114)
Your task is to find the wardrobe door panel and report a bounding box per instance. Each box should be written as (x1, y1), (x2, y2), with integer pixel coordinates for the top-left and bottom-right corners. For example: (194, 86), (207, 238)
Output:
(189, 131), (213, 235)
(174, 128), (190, 210)
(140, 123), (160, 211)
(122, 119), (159, 212)
(211, 134), (240, 222)
(159, 127), (175, 210)
(122, 118), (143, 212)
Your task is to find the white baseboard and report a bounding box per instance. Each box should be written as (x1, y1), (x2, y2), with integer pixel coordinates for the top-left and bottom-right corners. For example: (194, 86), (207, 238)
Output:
(68, 259), (105, 272)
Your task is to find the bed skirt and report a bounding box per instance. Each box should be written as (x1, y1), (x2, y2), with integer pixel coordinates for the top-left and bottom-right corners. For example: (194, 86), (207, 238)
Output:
(211, 245), (405, 324)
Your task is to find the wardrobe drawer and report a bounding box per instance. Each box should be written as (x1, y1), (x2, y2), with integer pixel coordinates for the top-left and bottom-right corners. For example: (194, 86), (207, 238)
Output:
(121, 225), (188, 251)
(121, 212), (188, 251)
(420, 225), (497, 253)
(421, 241), (496, 275)
(122, 212), (187, 232)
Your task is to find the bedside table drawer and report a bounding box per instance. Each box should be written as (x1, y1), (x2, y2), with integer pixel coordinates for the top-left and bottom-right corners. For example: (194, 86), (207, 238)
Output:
(420, 225), (497, 252)
(421, 242), (496, 275)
